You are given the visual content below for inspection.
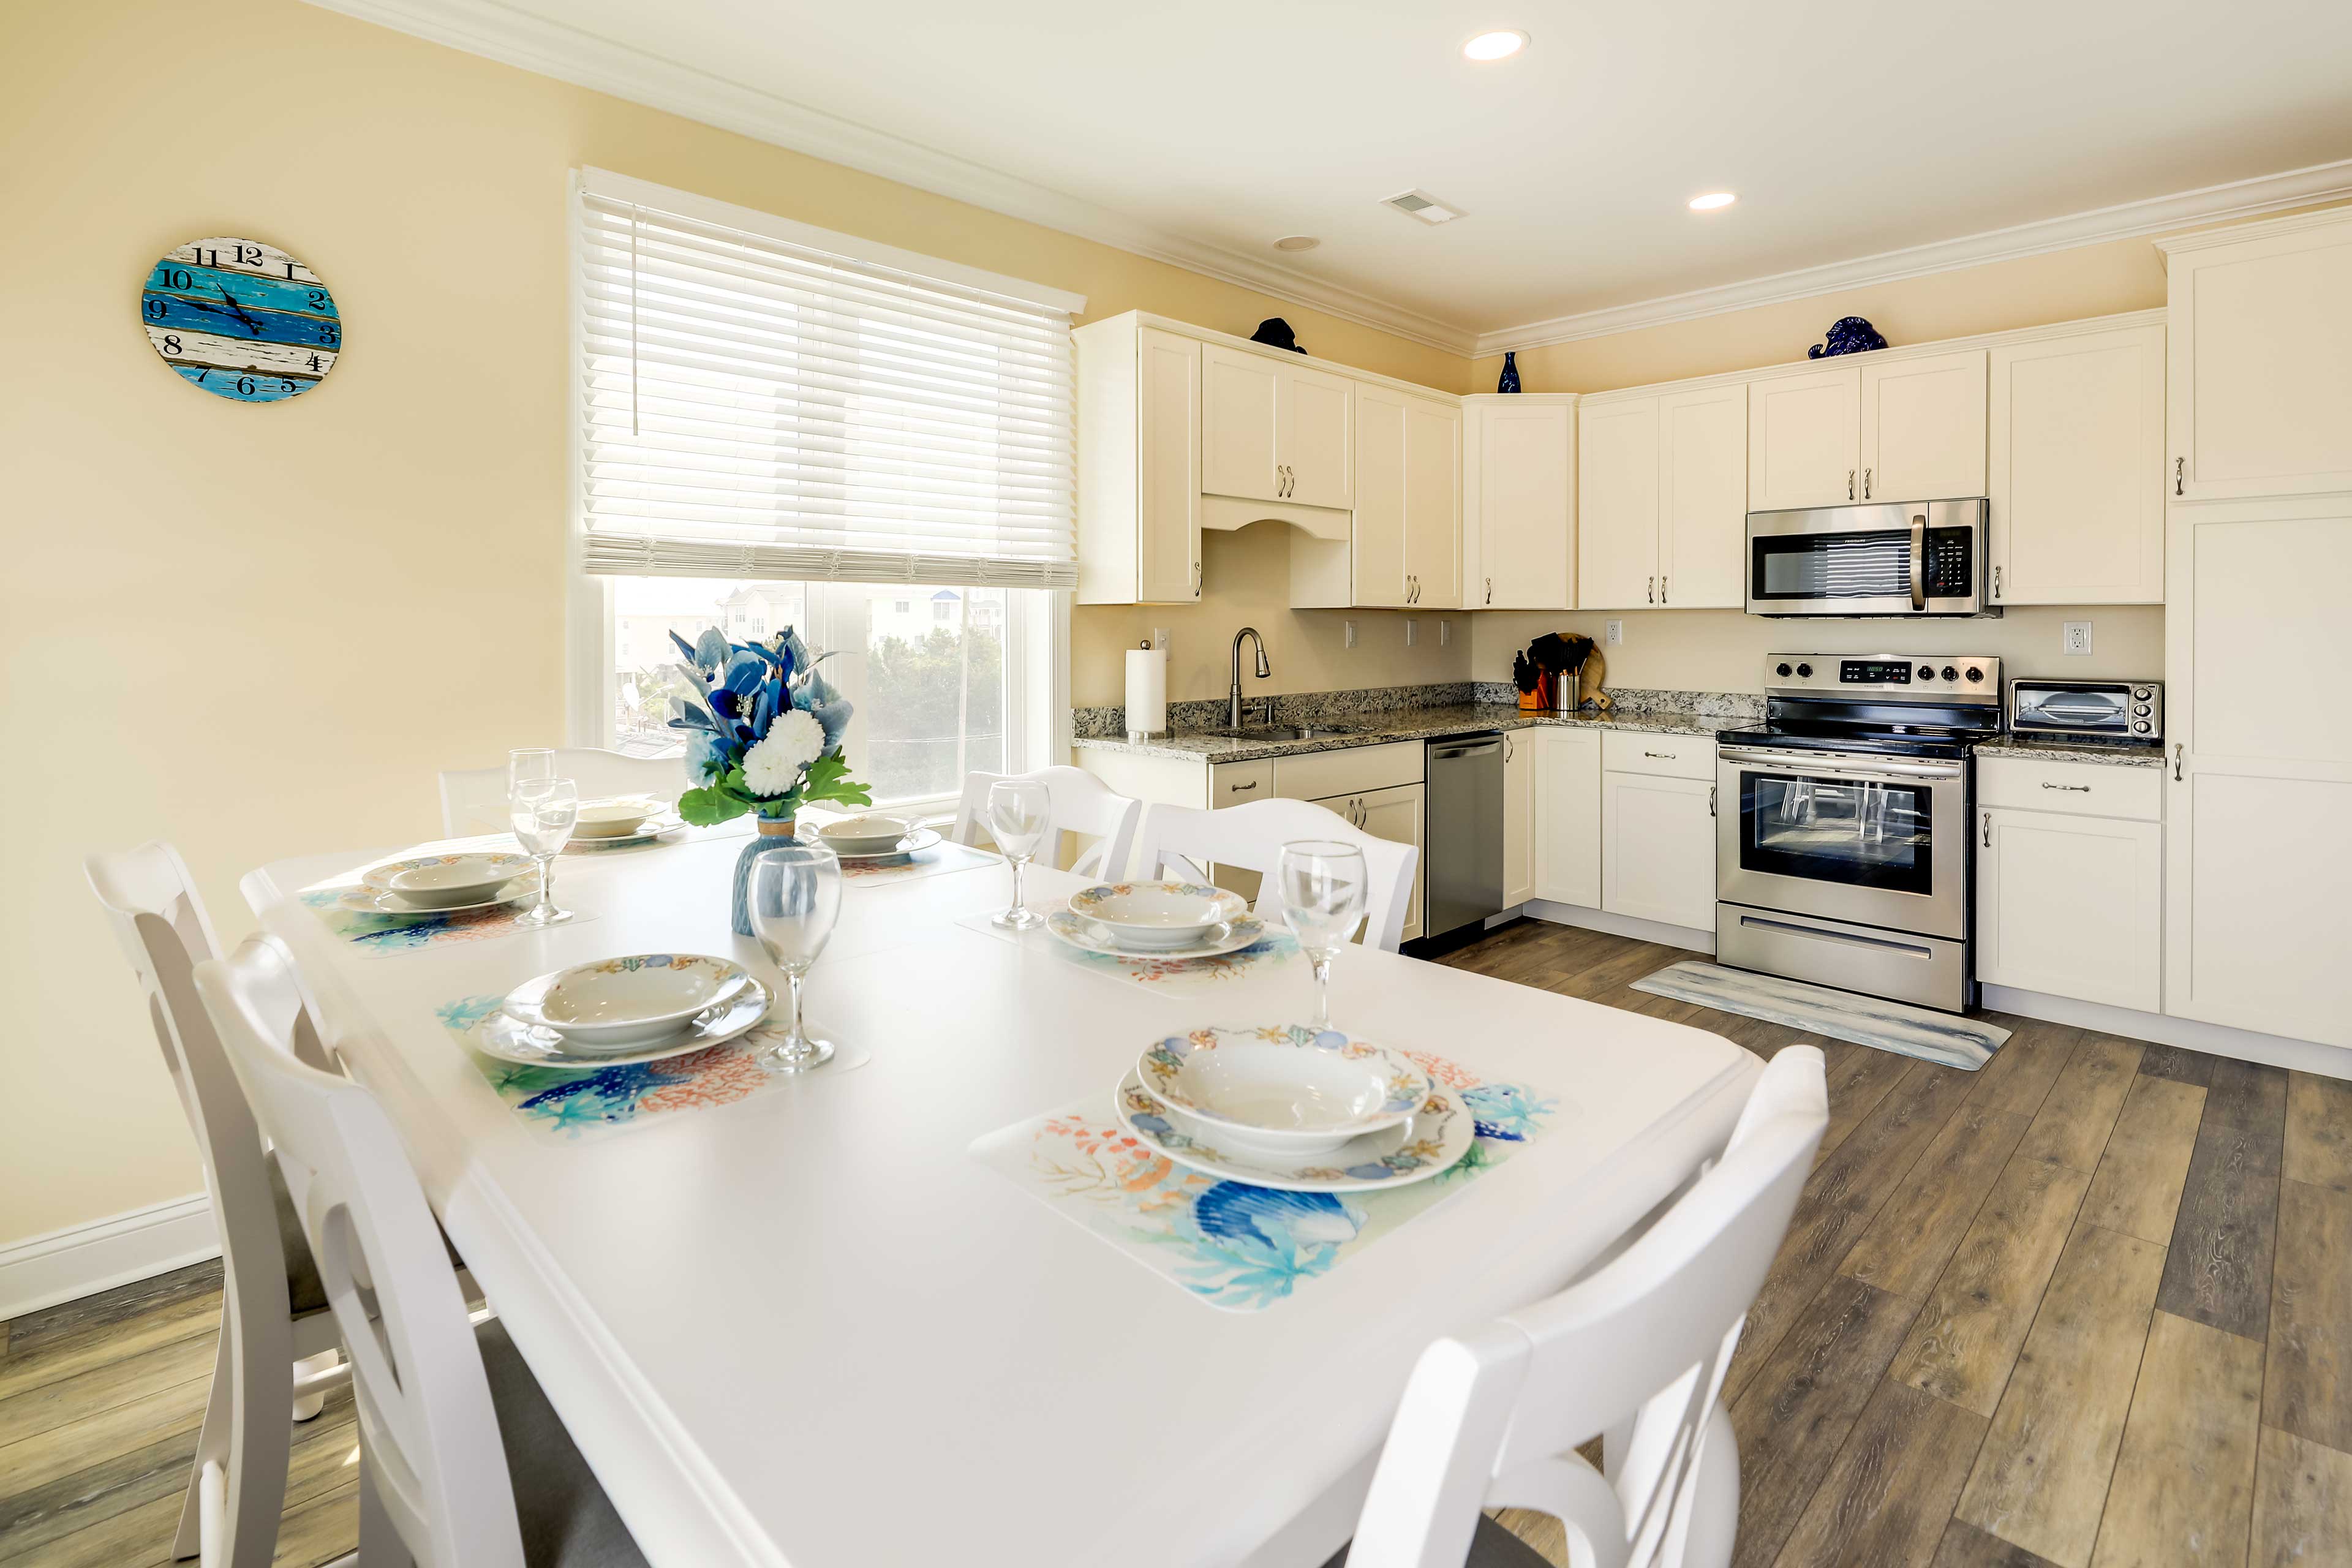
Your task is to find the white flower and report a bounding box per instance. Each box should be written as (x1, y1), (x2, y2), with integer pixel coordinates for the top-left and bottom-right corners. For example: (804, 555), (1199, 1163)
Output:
(742, 709), (824, 796)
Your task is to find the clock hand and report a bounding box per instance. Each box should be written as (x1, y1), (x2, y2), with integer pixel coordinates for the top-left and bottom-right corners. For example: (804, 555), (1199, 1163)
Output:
(214, 282), (263, 335)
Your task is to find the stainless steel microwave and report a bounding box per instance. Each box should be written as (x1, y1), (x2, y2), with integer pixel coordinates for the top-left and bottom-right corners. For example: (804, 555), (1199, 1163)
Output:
(2008, 679), (2163, 743)
(1746, 498), (1989, 617)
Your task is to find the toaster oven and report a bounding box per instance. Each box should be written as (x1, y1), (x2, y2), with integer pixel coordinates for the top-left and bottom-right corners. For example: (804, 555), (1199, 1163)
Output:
(2007, 679), (2162, 744)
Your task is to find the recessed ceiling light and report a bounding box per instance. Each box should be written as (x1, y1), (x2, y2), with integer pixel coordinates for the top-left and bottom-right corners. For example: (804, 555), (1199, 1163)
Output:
(1273, 235), (1321, 252)
(1462, 29), (1528, 62)
(1382, 189), (1464, 225)
(1688, 192), (1738, 211)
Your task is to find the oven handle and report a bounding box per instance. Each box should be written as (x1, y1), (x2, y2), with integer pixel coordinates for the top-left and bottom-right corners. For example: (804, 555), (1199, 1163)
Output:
(1717, 747), (1966, 782)
(1909, 513), (1926, 611)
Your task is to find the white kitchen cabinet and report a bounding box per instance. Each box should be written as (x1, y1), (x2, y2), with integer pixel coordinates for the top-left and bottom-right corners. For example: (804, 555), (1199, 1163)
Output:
(2159, 210), (2352, 502)
(2165, 495), (2352, 1046)
(1978, 804), (2162, 1012)
(1074, 319), (1200, 604)
(1988, 323), (2165, 605)
(1503, 729), (1536, 908)
(1200, 342), (1353, 509)
(1464, 395), (1575, 609)
(1532, 727), (1601, 907)
(1353, 386), (1460, 608)
(1861, 349), (1986, 502)
(1601, 771), (1716, 932)
(1577, 396), (1662, 609)
(1352, 782), (1425, 944)
(1657, 382), (1749, 609)
(1748, 365), (1861, 511)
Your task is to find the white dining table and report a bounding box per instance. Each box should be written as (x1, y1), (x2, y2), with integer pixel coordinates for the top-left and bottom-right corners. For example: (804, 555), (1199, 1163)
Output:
(247, 826), (1760, 1568)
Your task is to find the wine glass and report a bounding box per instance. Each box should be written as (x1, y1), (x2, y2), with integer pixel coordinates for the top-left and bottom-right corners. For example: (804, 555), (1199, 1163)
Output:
(1278, 840), (1368, 1032)
(509, 777), (578, 928)
(987, 778), (1052, 930)
(508, 748), (556, 797)
(747, 845), (842, 1072)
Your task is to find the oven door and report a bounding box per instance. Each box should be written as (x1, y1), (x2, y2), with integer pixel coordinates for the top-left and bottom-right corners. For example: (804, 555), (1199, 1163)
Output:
(1716, 747), (1970, 940)
(1746, 500), (1985, 616)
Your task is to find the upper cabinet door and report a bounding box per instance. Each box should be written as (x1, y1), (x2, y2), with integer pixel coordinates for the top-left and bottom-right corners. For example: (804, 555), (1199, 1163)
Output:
(1134, 328), (1202, 603)
(1199, 343), (1281, 502)
(1351, 385), (1409, 607)
(1280, 362), (1355, 509)
(1989, 324), (2163, 605)
(1402, 396), (1462, 608)
(1474, 399), (1575, 609)
(1862, 349), (1987, 502)
(1748, 366), (1862, 510)
(2167, 216), (2352, 501)
(1657, 382), (1747, 608)
(1576, 397), (1662, 610)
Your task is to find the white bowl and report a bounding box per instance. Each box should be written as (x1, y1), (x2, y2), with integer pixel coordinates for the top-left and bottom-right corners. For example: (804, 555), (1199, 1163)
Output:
(1067, 881), (1249, 951)
(819, 815), (911, 856)
(1137, 1024), (1431, 1155)
(364, 853), (535, 909)
(501, 954), (755, 1050)
(572, 795), (666, 839)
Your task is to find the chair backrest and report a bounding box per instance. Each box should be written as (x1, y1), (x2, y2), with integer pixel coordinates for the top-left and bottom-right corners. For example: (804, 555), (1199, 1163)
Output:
(196, 937), (527, 1568)
(85, 845), (298, 1568)
(1131, 797), (1419, 952)
(1347, 1046), (1830, 1568)
(948, 765), (1142, 880)
(438, 748), (684, 837)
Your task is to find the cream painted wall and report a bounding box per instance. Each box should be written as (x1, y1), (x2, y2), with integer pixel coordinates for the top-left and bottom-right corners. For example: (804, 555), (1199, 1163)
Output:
(0, 0), (1468, 1248)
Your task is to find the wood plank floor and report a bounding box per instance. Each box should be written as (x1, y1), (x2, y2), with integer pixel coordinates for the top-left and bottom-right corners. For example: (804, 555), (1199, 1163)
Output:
(2, 919), (2341, 1568)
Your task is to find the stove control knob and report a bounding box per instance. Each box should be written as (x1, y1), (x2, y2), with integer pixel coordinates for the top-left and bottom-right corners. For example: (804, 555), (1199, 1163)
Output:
(1918, 665), (1935, 681)
(2133, 720), (2152, 733)
(2133, 687), (2154, 700)
(2134, 703), (2152, 717)
(1941, 665), (1960, 682)
(1795, 663), (1812, 678)
(1964, 666), (1984, 682)
(1776, 662), (1793, 678)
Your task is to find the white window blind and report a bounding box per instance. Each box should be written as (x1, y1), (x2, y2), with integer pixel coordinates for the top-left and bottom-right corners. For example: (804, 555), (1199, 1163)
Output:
(575, 170), (1084, 589)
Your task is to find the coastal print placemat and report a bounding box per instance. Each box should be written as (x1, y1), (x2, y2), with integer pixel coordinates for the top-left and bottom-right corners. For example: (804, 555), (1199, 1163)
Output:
(434, 992), (870, 1142)
(296, 885), (603, 956)
(954, 909), (1303, 997)
(971, 1050), (1558, 1311)
(839, 839), (998, 886)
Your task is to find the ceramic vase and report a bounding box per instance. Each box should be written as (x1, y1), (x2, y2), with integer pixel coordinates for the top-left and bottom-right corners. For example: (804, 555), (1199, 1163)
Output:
(1497, 350), (1521, 394)
(730, 816), (799, 937)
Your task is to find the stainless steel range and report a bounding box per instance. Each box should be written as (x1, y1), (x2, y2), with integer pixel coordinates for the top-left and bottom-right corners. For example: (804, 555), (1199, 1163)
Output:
(1715, 654), (2004, 1012)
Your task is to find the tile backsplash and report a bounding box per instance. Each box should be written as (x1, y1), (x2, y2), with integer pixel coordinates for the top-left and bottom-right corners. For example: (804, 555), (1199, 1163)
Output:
(1074, 681), (1760, 737)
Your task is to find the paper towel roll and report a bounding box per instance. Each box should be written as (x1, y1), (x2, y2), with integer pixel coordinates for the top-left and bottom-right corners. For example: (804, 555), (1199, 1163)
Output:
(1125, 647), (1169, 739)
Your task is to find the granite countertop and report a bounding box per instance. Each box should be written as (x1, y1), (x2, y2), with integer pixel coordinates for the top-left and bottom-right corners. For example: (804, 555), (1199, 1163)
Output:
(1071, 702), (1749, 763)
(1974, 734), (2169, 769)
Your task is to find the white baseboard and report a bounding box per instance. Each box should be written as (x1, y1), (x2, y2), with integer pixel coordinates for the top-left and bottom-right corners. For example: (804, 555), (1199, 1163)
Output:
(1981, 985), (2352, 1082)
(1518, 900), (1717, 955)
(0, 1193), (219, 1321)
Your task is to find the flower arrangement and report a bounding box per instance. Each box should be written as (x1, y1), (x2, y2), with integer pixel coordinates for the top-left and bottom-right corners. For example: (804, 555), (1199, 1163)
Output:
(664, 627), (872, 826)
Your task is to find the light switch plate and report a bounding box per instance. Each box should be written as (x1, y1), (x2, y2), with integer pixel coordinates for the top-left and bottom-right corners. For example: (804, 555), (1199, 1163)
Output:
(1438, 619), (1451, 647)
(1344, 620), (1357, 649)
(1606, 620), (1624, 646)
(1152, 628), (1172, 655)
(2064, 620), (2092, 656)
(1404, 618), (1419, 647)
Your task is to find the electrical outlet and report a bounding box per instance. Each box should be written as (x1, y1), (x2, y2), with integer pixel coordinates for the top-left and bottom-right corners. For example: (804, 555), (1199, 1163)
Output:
(1606, 619), (1624, 646)
(1438, 619), (1451, 647)
(1344, 620), (1357, 649)
(1404, 618), (1419, 647)
(2064, 620), (2093, 656)
(1152, 628), (1172, 655)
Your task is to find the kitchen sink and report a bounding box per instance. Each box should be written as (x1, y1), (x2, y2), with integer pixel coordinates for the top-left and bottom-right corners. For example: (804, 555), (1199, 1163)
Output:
(1196, 723), (1371, 741)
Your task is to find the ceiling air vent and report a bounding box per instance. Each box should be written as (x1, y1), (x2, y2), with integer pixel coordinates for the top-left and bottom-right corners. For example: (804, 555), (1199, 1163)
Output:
(1382, 189), (1463, 225)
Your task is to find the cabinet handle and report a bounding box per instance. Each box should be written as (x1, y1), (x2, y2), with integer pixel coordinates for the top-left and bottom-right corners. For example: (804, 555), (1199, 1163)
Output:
(1643, 750), (1673, 760)
(1192, 559), (1202, 594)
(1660, 575), (1668, 604)
(2040, 782), (2091, 793)
(1504, 734), (1514, 761)
(1708, 784), (1717, 818)
(1982, 810), (1991, 848)
(1848, 469), (1856, 500)
(1228, 779), (1257, 794)
(1485, 576), (1493, 605)
(1992, 564), (2002, 601)
(2173, 743), (2184, 782)
(1863, 467), (1872, 500)
(1647, 575), (1655, 605)
(2174, 457), (2184, 496)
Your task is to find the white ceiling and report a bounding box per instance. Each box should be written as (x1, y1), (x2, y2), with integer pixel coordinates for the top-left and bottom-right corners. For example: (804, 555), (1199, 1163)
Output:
(326, 0), (2352, 351)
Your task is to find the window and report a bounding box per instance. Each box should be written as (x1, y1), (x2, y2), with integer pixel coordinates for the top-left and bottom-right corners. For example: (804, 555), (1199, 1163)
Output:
(570, 170), (1079, 805)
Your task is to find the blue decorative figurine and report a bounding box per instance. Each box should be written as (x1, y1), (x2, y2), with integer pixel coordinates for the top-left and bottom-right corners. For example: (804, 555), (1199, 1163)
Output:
(1497, 350), (1521, 393)
(1807, 317), (1888, 358)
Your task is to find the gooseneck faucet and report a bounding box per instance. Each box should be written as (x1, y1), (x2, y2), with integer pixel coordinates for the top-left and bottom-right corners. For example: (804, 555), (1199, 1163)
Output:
(1230, 627), (1271, 729)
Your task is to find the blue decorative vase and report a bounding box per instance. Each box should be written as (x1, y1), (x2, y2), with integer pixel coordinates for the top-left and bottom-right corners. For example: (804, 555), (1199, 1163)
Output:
(729, 818), (800, 937)
(1497, 350), (1521, 394)
(1807, 317), (1888, 359)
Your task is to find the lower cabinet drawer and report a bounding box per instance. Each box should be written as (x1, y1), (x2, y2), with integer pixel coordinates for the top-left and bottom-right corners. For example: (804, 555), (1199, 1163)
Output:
(1273, 740), (1424, 802)
(1978, 756), (2162, 821)
(1209, 760), (1273, 807)
(1601, 729), (1715, 782)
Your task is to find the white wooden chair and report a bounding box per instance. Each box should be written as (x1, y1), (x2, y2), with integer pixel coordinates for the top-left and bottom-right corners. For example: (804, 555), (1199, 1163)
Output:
(438, 748), (683, 837)
(1330, 1046), (1829, 1568)
(85, 843), (355, 1568)
(195, 936), (648, 1568)
(1131, 797), (1420, 952)
(948, 764), (1142, 879)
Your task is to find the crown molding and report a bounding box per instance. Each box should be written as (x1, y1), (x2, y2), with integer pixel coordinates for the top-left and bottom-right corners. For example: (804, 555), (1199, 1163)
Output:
(298, 0), (1482, 355)
(1474, 158), (2352, 358)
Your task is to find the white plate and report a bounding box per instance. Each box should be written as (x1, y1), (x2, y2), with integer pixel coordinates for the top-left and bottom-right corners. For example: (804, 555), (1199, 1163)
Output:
(1137, 1023), (1430, 1153)
(572, 795), (669, 838)
(798, 824), (942, 862)
(1044, 910), (1268, 962)
(566, 815), (686, 848)
(361, 852), (536, 907)
(501, 954), (756, 1049)
(473, 979), (773, 1068)
(1066, 880), (1249, 950)
(360, 879), (535, 917)
(1112, 1066), (1472, 1194)
(816, 815), (914, 856)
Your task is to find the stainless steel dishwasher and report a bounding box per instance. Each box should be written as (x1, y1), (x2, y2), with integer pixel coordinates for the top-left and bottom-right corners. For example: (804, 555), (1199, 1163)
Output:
(1423, 732), (1505, 942)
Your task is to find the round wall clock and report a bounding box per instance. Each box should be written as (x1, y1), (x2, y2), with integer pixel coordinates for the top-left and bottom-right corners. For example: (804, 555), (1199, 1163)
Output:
(140, 236), (342, 402)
